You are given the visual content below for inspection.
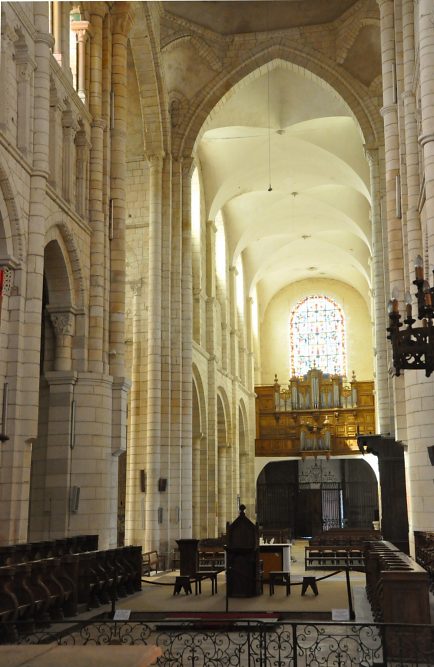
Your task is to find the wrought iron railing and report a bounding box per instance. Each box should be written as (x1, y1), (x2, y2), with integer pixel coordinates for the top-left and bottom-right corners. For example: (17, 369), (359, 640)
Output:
(1, 617), (433, 666)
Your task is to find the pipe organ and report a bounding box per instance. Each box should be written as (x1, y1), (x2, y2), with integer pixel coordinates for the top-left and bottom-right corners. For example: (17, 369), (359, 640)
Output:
(256, 368), (375, 458)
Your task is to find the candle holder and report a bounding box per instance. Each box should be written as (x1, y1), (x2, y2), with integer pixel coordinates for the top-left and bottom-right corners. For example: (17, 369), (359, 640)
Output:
(387, 256), (434, 376)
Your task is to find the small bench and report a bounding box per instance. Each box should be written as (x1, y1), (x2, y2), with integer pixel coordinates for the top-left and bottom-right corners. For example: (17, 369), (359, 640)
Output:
(269, 571), (290, 596)
(173, 576), (192, 595)
(301, 576), (318, 596)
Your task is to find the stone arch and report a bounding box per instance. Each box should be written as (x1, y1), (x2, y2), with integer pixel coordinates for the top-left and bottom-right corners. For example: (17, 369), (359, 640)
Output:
(177, 44), (382, 158)
(44, 224), (80, 309)
(129, 2), (169, 157)
(0, 163), (25, 263)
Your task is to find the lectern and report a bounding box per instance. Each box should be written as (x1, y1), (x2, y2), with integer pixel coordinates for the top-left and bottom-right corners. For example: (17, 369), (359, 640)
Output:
(225, 505), (261, 597)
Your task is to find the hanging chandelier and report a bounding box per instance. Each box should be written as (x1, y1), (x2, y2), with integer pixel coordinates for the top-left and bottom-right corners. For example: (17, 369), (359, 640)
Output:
(387, 255), (434, 377)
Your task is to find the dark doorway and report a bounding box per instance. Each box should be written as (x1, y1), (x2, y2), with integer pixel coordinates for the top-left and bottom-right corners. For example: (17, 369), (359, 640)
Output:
(257, 459), (379, 538)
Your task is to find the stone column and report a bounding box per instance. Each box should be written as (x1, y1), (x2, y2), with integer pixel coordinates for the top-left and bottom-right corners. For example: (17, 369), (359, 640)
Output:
(70, 21), (90, 103)
(198, 434), (208, 537)
(87, 5), (107, 374)
(0, 19), (17, 137)
(47, 308), (75, 372)
(192, 435), (201, 537)
(0, 6), (54, 543)
(378, 0), (404, 291)
(402, 0), (423, 269)
(378, 0), (407, 445)
(218, 444), (227, 535)
(49, 84), (62, 191)
(109, 3), (132, 378)
(145, 154), (163, 550)
(39, 371), (77, 540)
(366, 147), (393, 435)
(206, 220), (218, 536)
(181, 158), (193, 538)
(125, 281), (145, 545)
(15, 51), (35, 157)
(167, 158), (182, 550)
(75, 128), (91, 219)
(62, 109), (77, 204)
(418, 0), (434, 264)
(52, 1), (63, 65)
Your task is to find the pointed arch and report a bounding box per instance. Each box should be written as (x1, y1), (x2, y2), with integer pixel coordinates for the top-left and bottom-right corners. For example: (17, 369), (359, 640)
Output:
(177, 45), (382, 158)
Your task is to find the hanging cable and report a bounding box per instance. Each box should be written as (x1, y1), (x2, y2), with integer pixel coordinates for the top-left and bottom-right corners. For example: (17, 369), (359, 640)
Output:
(267, 67), (272, 192)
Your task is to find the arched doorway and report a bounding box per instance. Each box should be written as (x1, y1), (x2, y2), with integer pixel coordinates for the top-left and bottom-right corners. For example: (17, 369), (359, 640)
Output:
(257, 458), (379, 538)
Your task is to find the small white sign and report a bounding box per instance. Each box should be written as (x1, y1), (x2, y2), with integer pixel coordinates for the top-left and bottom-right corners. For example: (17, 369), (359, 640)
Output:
(332, 609), (350, 621)
(113, 609), (131, 621)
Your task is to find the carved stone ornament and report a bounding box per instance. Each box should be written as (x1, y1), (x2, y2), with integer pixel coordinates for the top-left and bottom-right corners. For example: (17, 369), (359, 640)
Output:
(48, 309), (75, 337)
(0, 267), (14, 296)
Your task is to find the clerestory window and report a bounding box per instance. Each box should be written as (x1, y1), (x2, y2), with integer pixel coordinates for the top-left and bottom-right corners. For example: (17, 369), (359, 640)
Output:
(290, 296), (346, 377)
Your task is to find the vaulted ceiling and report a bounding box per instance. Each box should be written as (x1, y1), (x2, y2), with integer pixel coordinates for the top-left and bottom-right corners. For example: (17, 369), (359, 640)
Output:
(196, 61), (372, 313)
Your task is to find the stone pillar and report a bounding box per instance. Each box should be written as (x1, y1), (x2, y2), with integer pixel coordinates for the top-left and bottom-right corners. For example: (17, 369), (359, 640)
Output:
(125, 281), (145, 545)
(52, 1), (63, 65)
(49, 84), (62, 191)
(41, 372), (78, 539)
(0, 20), (17, 137)
(419, 0), (434, 264)
(87, 5), (107, 374)
(181, 158), (193, 538)
(75, 128), (91, 219)
(145, 154), (163, 550)
(192, 435), (201, 537)
(70, 21), (89, 103)
(167, 158), (182, 549)
(62, 109), (77, 204)
(47, 308), (75, 372)
(15, 50), (35, 157)
(378, 0), (407, 445)
(366, 147), (393, 435)
(0, 6), (54, 543)
(199, 434), (208, 537)
(109, 3), (132, 378)
(206, 220), (218, 536)
(218, 444), (227, 535)
(378, 0), (404, 291)
(402, 0), (423, 269)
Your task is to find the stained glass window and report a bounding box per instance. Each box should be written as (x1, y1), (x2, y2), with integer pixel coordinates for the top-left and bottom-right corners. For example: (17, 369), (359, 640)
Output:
(290, 296), (346, 376)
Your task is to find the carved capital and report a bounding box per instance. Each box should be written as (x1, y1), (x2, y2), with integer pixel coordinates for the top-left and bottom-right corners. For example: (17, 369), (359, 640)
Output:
(364, 145), (379, 166)
(15, 53), (36, 82)
(70, 20), (91, 41)
(111, 5), (134, 36)
(47, 308), (76, 337)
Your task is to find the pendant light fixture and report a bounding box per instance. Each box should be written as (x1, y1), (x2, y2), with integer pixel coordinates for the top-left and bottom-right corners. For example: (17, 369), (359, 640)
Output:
(267, 67), (272, 192)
